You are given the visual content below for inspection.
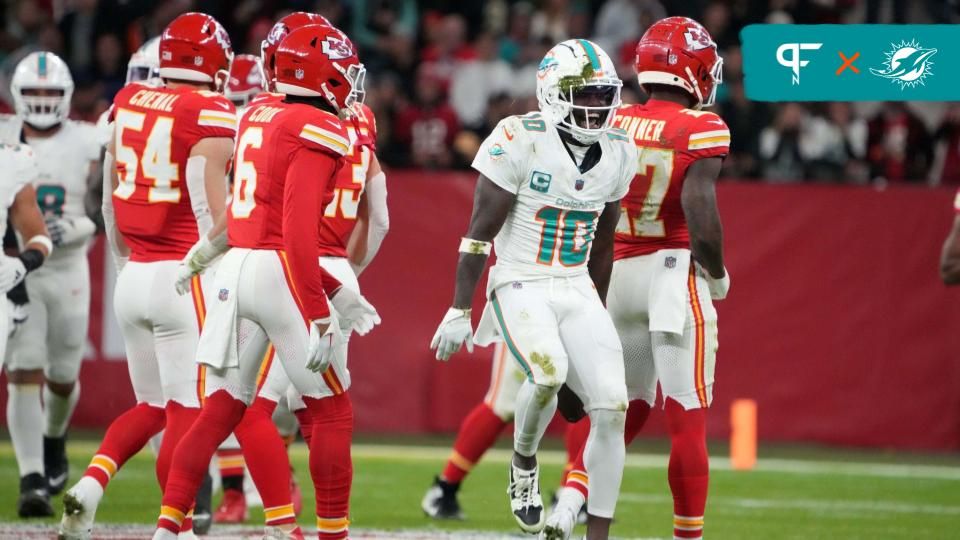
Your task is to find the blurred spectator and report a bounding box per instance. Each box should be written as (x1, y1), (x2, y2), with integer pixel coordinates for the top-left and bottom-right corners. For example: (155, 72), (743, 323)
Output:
(866, 103), (932, 182)
(928, 104), (960, 186)
(93, 32), (124, 97)
(592, 0), (666, 60)
(349, 0), (417, 75)
(58, 0), (98, 72)
(393, 67), (461, 168)
(450, 32), (512, 130)
(530, 0), (570, 43)
(804, 103), (868, 182)
(718, 78), (768, 178)
(8, 0), (51, 45)
(420, 13), (475, 90)
(498, 1), (533, 65)
(758, 103), (809, 182)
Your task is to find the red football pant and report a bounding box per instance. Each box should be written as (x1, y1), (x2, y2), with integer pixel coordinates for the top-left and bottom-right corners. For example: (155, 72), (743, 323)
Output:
(442, 403), (507, 484)
(156, 390), (246, 534)
(84, 402), (166, 488)
(666, 398), (708, 539)
(302, 393), (353, 540)
(235, 396), (297, 527)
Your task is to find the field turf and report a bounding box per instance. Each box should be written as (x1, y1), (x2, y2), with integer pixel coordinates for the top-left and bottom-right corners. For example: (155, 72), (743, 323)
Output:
(0, 437), (958, 539)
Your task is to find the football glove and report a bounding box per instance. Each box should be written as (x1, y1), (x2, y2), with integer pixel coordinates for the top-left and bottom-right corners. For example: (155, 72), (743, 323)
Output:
(0, 256), (27, 294)
(45, 216), (96, 248)
(330, 287), (381, 336)
(430, 307), (474, 361)
(306, 318), (338, 373)
(174, 235), (226, 295)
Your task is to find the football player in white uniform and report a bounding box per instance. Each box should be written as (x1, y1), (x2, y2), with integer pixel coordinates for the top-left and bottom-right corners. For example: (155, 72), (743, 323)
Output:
(430, 40), (637, 539)
(0, 140), (55, 516)
(1, 51), (100, 509)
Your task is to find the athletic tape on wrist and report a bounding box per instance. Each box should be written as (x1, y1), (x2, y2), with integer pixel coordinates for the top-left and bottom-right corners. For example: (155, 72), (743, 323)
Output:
(26, 235), (52, 255)
(459, 237), (492, 255)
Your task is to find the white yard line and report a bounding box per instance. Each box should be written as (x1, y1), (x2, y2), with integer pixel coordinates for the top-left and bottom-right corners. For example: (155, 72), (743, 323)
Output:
(619, 492), (960, 516)
(352, 444), (960, 481)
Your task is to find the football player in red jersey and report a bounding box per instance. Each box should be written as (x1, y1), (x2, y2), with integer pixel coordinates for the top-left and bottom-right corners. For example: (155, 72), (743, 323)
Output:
(941, 190), (960, 285)
(151, 24), (378, 540)
(548, 17), (729, 540)
(57, 12), (237, 540)
(211, 13), (387, 537)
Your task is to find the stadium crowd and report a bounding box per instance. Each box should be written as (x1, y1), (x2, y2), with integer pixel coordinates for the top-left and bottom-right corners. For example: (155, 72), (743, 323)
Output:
(2, 0), (959, 184)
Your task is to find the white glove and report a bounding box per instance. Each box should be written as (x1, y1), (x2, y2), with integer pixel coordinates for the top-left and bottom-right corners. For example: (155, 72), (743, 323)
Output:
(330, 287), (381, 336)
(45, 216), (97, 248)
(174, 235), (226, 295)
(430, 307), (474, 361)
(306, 318), (339, 373)
(706, 269), (731, 300)
(7, 300), (27, 338)
(0, 256), (27, 294)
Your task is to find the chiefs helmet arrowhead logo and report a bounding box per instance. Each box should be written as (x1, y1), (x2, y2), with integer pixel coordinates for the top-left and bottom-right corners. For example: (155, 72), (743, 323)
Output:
(321, 37), (352, 60)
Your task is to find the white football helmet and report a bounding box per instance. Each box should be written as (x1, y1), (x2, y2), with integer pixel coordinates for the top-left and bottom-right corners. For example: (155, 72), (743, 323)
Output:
(536, 39), (622, 145)
(126, 37), (161, 86)
(11, 51), (74, 129)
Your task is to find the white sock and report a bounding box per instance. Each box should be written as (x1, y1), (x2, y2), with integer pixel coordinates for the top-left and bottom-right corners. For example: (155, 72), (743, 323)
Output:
(583, 408), (626, 519)
(44, 381), (80, 438)
(556, 486), (586, 516)
(7, 383), (44, 477)
(71, 476), (105, 508)
(513, 381), (558, 458)
(152, 529), (178, 540)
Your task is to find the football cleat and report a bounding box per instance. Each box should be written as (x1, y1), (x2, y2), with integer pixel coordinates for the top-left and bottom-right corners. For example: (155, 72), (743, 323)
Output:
(507, 462), (546, 533)
(213, 489), (247, 523)
(421, 476), (465, 520)
(192, 473), (213, 535)
(58, 488), (94, 539)
(263, 525), (305, 540)
(541, 504), (577, 540)
(44, 435), (70, 495)
(18, 473), (53, 518)
(549, 491), (587, 525)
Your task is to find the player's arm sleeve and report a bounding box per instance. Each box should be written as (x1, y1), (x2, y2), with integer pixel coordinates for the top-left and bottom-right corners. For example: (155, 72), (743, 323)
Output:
(684, 113), (731, 161)
(470, 117), (525, 194)
(351, 155), (388, 274)
(283, 147), (338, 321)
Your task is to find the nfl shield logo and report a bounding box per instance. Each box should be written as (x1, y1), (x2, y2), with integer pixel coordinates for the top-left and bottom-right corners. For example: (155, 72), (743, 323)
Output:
(218, 288), (229, 301)
(665, 256), (677, 269)
(295, 68), (305, 80)
(194, 56), (203, 66)
(575, 179), (585, 191)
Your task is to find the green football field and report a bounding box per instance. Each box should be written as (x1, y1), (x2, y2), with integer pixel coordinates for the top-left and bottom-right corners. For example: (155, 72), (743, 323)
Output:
(0, 437), (958, 539)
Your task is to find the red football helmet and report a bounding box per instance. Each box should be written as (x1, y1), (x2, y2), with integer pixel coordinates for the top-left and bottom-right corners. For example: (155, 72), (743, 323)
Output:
(159, 12), (233, 88)
(274, 25), (365, 115)
(635, 16), (722, 108)
(261, 12), (332, 90)
(226, 54), (266, 107)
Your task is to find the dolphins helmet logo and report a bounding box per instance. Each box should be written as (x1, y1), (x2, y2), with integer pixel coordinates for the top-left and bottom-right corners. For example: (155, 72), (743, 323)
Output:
(870, 39), (937, 89)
